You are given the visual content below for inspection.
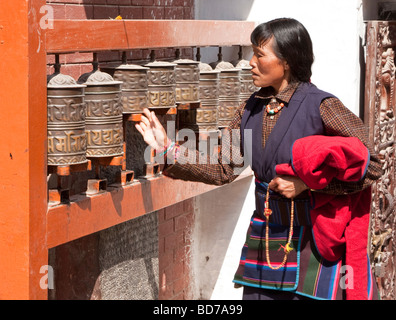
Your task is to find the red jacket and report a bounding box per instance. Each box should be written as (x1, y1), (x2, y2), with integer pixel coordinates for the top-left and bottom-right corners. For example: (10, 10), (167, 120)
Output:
(275, 135), (372, 300)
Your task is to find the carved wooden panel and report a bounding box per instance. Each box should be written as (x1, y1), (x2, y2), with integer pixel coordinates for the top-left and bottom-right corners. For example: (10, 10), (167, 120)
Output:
(365, 21), (396, 300)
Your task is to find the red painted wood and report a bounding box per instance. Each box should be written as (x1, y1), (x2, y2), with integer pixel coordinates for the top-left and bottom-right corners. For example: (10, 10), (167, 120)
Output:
(46, 19), (256, 53)
(0, 0), (48, 299)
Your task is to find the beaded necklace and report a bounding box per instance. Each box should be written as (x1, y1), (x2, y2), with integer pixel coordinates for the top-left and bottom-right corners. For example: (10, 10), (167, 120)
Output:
(264, 187), (295, 270)
(265, 98), (285, 115)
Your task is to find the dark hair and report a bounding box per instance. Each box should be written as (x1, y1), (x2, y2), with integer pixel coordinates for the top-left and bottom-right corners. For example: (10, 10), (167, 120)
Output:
(251, 18), (314, 82)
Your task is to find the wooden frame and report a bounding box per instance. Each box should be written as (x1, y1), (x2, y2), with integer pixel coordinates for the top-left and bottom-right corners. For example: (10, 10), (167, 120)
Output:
(0, 1), (255, 299)
(0, 0), (48, 299)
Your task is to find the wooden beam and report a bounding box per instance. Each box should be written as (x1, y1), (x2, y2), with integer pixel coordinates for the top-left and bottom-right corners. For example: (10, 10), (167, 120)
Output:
(0, 0), (48, 299)
(45, 19), (256, 53)
(46, 173), (252, 249)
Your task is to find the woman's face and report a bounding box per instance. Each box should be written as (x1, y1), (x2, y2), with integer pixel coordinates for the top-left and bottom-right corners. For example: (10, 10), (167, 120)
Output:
(250, 37), (290, 93)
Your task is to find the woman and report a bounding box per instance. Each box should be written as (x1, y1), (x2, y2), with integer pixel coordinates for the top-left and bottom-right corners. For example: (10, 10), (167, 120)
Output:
(136, 18), (382, 300)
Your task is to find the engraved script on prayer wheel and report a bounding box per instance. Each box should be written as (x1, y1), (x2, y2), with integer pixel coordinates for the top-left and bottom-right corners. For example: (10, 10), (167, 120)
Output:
(236, 59), (258, 102)
(47, 72), (87, 166)
(173, 59), (200, 104)
(215, 61), (241, 129)
(145, 61), (177, 109)
(78, 70), (124, 157)
(178, 62), (219, 132)
(101, 63), (149, 114)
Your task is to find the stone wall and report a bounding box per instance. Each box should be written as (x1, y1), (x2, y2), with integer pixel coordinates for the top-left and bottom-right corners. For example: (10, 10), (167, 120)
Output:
(49, 198), (195, 299)
(158, 199), (195, 299)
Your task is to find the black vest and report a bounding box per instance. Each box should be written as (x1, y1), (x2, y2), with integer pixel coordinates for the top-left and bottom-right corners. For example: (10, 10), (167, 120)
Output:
(240, 82), (335, 182)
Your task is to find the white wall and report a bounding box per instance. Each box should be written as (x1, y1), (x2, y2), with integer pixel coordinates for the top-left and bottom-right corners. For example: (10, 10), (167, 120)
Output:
(247, 0), (365, 116)
(191, 174), (254, 300)
(195, 0), (371, 116)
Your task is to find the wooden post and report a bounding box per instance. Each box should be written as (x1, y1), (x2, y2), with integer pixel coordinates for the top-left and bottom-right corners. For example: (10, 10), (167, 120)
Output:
(0, 0), (48, 299)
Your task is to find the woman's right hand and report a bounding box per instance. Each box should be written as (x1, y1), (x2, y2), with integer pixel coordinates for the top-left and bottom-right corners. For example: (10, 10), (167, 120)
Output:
(135, 108), (168, 150)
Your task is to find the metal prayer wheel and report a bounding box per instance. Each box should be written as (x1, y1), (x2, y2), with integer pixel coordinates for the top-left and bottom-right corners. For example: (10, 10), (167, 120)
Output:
(173, 58), (200, 104)
(199, 62), (220, 109)
(101, 62), (149, 114)
(145, 61), (177, 110)
(215, 61), (241, 129)
(236, 59), (258, 102)
(47, 72), (87, 166)
(178, 62), (219, 132)
(77, 69), (124, 158)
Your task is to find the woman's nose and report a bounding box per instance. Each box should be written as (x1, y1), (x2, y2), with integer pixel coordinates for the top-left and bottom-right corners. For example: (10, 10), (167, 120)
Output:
(249, 56), (256, 68)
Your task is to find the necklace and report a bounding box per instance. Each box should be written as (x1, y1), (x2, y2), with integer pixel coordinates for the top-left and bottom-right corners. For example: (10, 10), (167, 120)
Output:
(264, 187), (294, 270)
(266, 98), (285, 115)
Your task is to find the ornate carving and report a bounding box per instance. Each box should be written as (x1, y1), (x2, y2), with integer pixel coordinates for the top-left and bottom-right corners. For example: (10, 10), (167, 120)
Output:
(380, 48), (395, 121)
(366, 21), (396, 300)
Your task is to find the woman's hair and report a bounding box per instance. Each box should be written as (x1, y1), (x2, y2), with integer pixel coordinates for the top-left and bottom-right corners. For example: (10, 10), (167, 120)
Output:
(251, 18), (314, 82)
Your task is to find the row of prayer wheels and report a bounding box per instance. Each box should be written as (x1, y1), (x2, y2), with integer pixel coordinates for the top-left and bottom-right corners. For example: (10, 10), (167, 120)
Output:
(47, 51), (257, 167)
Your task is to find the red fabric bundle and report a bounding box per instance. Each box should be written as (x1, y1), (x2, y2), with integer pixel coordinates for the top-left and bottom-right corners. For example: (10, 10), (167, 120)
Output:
(275, 135), (372, 300)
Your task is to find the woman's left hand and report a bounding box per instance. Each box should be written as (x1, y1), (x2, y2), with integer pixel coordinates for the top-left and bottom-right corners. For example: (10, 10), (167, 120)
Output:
(268, 175), (309, 198)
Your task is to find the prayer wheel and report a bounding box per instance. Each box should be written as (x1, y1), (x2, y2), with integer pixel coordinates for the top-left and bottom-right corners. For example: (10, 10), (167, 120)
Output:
(173, 58), (200, 104)
(198, 63), (220, 110)
(78, 69), (124, 158)
(101, 61), (149, 114)
(145, 61), (177, 110)
(178, 62), (219, 132)
(47, 72), (87, 166)
(215, 61), (241, 129)
(236, 59), (258, 102)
